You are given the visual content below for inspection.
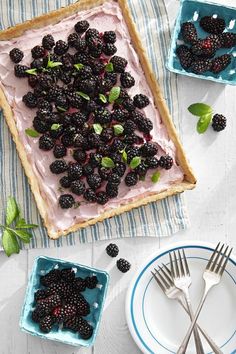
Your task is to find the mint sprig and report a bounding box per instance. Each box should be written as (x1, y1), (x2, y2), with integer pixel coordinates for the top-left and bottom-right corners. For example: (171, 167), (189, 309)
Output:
(47, 55), (62, 69)
(113, 124), (124, 136)
(197, 114), (212, 134)
(51, 123), (61, 131)
(188, 102), (213, 134)
(77, 91), (90, 101)
(130, 156), (141, 169)
(151, 171), (161, 183)
(109, 86), (121, 103)
(25, 68), (37, 76)
(99, 94), (107, 104)
(74, 63), (84, 71)
(93, 123), (103, 135)
(105, 62), (114, 73)
(0, 197), (38, 257)
(101, 157), (115, 168)
(25, 128), (40, 138)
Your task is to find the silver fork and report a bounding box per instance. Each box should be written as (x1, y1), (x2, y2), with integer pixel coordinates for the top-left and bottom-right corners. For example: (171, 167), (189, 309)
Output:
(169, 249), (205, 354)
(177, 243), (233, 354)
(152, 265), (223, 353)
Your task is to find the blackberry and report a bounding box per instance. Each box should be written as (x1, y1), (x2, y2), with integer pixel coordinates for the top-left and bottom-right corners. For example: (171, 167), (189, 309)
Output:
(191, 38), (217, 58)
(68, 163), (83, 181)
(120, 72), (135, 88)
(61, 53), (74, 70)
(98, 167), (111, 181)
(85, 275), (98, 289)
(59, 194), (75, 209)
(96, 191), (109, 205)
(200, 16), (225, 35)
(84, 188), (97, 202)
(104, 72), (117, 85)
(28, 75), (38, 88)
(123, 120), (136, 134)
(126, 147), (140, 164)
(103, 43), (117, 56)
(90, 59), (105, 75)
(71, 180), (85, 195)
(133, 94), (150, 109)
(42, 34), (55, 50)
(88, 132), (102, 148)
(110, 56), (128, 73)
(97, 79), (113, 94)
(159, 155), (173, 170)
(98, 145), (111, 156)
(9, 48), (24, 63)
(146, 156), (159, 169)
(73, 52), (90, 65)
(67, 293), (89, 315)
(48, 281), (72, 298)
(137, 118), (153, 134)
(50, 160), (68, 174)
(33, 117), (49, 133)
(73, 149), (86, 164)
(47, 85), (64, 101)
(106, 243), (119, 257)
(50, 125), (64, 139)
(53, 144), (67, 158)
(125, 172), (138, 186)
(55, 94), (69, 111)
(130, 110), (146, 124)
(74, 38), (87, 53)
(207, 34), (222, 49)
(77, 78), (96, 94)
(60, 268), (76, 283)
(68, 32), (79, 47)
(73, 277), (87, 292)
(122, 98), (135, 112)
(176, 45), (194, 70)
(135, 162), (148, 177)
(212, 114), (227, 132)
(63, 316), (81, 331)
(31, 58), (44, 70)
(103, 31), (116, 43)
(39, 134), (55, 151)
(107, 173), (120, 185)
(89, 152), (102, 167)
(37, 294), (61, 309)
(140, 143), (158, 157)
(111, 108), (129, 123)
(54, 40), (69, 55)
(94, 107), (112, 124)
(85, 28), (99, 41)
(39, 315), (55, 333)
(34, 289), (50, 302)
(14, 64), (29, 78)
(87, 174), (102, 190)
(111, 138), (125, 153)
(77, 65), (93, 80)
(220, 32), (236, 48)
(22, 92), (38, 108)
(106, 183), (119, 198)
(123, 133), (139, 145)
(78, 318), (93, 339)
(59, 71), (72, 84)
(113, 162), (126, 177)
(110, 152), (122, 163)
(38, 74), (54, 90)
(180, 22), (198, 44)
(116, 258), (131, 273)
(67, 92), (83, 109)
(211, 54), (231, 74)
(83, 163), (94, 176)
(74, 134), (88, 149)
(59, 176), (71, 189)
(53, 304), (77, 322)
(31, 45), (45, 59)
(37, 99), (52, 111)
(101, 128), (113, 142)
(75, 20), (89, 34)
(87, 36), (103, 50)
(119, 88), (129, 100)
(191, 59), (211, 74)
(32, 308), (45, 323)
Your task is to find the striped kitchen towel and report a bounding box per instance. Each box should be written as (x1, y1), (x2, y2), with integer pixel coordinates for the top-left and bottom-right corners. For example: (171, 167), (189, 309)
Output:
(0, 0), (190, 249)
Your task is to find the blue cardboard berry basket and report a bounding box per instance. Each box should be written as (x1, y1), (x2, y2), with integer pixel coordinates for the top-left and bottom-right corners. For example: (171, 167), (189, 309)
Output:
(166, 0), (236, 85)
(19, 256), (109, 347)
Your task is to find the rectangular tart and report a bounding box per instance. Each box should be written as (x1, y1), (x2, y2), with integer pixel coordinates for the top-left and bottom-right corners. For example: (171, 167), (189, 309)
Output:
(0, 0), (196, 239)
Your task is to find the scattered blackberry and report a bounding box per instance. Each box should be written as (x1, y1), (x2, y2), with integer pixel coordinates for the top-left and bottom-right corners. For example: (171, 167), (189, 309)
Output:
(39, 134), (55, 151)
(94, 107), (112, 124)
(73, 277), (87, 292)
(60, 268), (76, 283)
(97, 79), (113, 94)
(107, 173), (121, 185)
(111, 108), (129, 123)
(220, 32), (236, 48)
(123, 120), (136, 134)
(89, 152), (102, 167)
(122, 98), (135, 112)
(113, 162), (126, 177)
(31, 57), (44, 70)
(123, 133), (139, 145)
(106, 243), (119, 257)
(77, 65), (93, 80)
(159, 155), (173, 170)
(207, 34), (222, 49)
(200, 16), (225, 34)
(98, 167), (111, 181)
(103, 43), (117, 56)
(87, 174), (102, 190)
(54, 40), (69, 55)
(83, 188), (97, 202)
(61, 133), (75, 147)
(50, 160), (68, 174)
(125, 172), (138, 186)
(176, 45), (194, 70)
(75, 20), (89, 34)
(180, 22), (198, 44)
(39, 315), (55, 333)
(83, 163), (94, 176)
(191, 59), (212, 74)
(111, 139), (125, 153)
(88, 133), (102, 148)
(85, 28), (100, 41)
(37, 294), (61, 309)
(77, 78), (96, 94)
(71, 180), (85, 195)
(42, 34), (55, 50)
(98, 145), (111, 156)
(133, 94), (150, 109)
(140, 143), (158, 157)
(104, 72), (117, 85)
(73, 52), (90, 65)
(90, 59), (105, 75)
(146, 156), (159, 169)
(110, 56), (128, 73)
(14, 64), (29, 78)
(67, 32), (80, 47)
(37, 99), (52, 111)
(33, 117), (49, 133)
(191, 38), (217, 58)
(74, 38), (87, 52)
(67, 163), (83, 181)
(135, 162), (148, 177)
(22, 92), (38, 108)
(85, 276), (98, 289)
(59, 176), (71, 189)
(212, 114), (227, 132)
(31, 45), (45, 59)
(130, 110), (146, 124)
(103, 31), (116, 43)
(116, 258), (131, 273)
(137, 118), (153, 134)
(211, 54), (231, 74)
(119, 88), (129, 100)
(126, 146), (140, 164)
(59, 71), (72, 84)
(72, 149), (86, 164)
(47, 85), (64, 101)
(63, 316), (81, 331)
(55, 94), (69, 111)
(59, 194), (75, 209)
(106, 183), (119, 198)
(9, 48), (24, 63)
(101, 128), (113, 142)
(53, 144), (67, 158)
(38, 74), (54, 90)
(28, 75), (38, 88)
(78, 318), (93, 339)
(34, 289), (50, 302)
(120, 72), (135, 88)
(67, 92), (83, 109)
(96, 191), (109, 205)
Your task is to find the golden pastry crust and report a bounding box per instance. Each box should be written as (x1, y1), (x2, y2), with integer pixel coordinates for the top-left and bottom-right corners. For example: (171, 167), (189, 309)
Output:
(0, 0), (196, 239)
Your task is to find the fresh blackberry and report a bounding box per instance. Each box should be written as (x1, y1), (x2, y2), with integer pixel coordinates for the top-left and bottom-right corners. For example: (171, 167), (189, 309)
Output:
(101, 128), (113, 143)
(83, 163), (94, 176)
(78, 318), (93, 339)
(31, 45), (45, 59)
(122, 98), (135, 112)
(14, 64), (29, 78)
(55, 94), (69, 111)
(34, 289), (50, 302)
(74, 134), (88, 149)
(54, 40), (69, 55)
(133, 94), (150, 109)
(94, 107), (112, 124)
(84, 188), (97, 202)
(50, 160), (68, 174)
(159, 155), (173, 170)
(71, 180), (85, 196)
(77, 78), (96, 94)
(39, 315), (55, 333)
(200, 16), (225, 35)
(104, 72), (117, 85)
(103, 31), (116, 43)
(106, 243), (119, 257)
(191, 59), (212, 74)
(146, 156), (159, 169)
(123, 133), (139, 145)
(59, 71), (72, 84)
(67, 92), (83, 109)
(61, 53), (74, 70)
(59, 176), (71, 189)
(211, 54), (231, 74)
(97, 79), (113, 94)
(60, 268), (76, 283)
(28, 75), (38, 88)
(130, 110), (146, 124)
(96, 191), (109, 205)
(110, 152), (122, 163)
(60, 133), (74, 147)
(48, 281), (73, 298)
(220, 32), (236, 48)
(33, 117), (49, 133)
(87, 174), (102, 190)
(75, 20), (89, 34)
(42, 34), (55, 50)
(53, 304), (77, 322)
(84, 100), (97, 114)
(135, 162), (148, 177)
(85, 275), (98, 289)
(125, 172), (138, 186)
(207, 34), (222, 49)
(89, 152), (102, 167)
(110, 56), (128, 73)
(53, 144), (67, 158)
(50, 125), (64, 139)
(37, 294), (61, 309)
(126, 146), (140, 164)
(73, 277), (86, 292)
(22, 92), (38, 108)
(110, 138), (125, 153)
(72, 149), (86, 164)
(89, 46), (102, 58)
(85, 28), (99, 41)
(37, 99), (52, 111)
(38, 74), (54, 90)
(191, 38), (217, 58)
(87, 36), (103, 51)
(9, 48), (24, 63)
(113, 162), (126, 177)
(67, 163), (83, 181)
(98, 167), (111, 181)
(98, 145), (111, 157)
(180, 22), (198, 44)
(116, 258), (131, 273)
(137, 118), (153, 134)
(39, 134), (55, 151)
(59, 194), (75, 209)
(32, 308), (45, 323)
(73, 52), (90, 65)
(47, 85), (64, 101)
(212, 114), (227, 132)
(31, 58), (44, 70)
(119, 88), (129, 100)
(74, 38), (87, 53)
(123, 120), (136, 134)
(111, 108), (129, 123)
(106, 183), (119, 198)
(140, 143), (158, 157)
(88, 133), (102, 148)
(68, 32), (80, 47)
(63, 316), (82, 331)
(103, 43), (117, 56)
(120, 72), (135, 88)
(77, 65), (93, 80)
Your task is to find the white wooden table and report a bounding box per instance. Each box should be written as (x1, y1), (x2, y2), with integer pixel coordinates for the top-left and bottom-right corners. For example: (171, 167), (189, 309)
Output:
(1, 1), (236, 353)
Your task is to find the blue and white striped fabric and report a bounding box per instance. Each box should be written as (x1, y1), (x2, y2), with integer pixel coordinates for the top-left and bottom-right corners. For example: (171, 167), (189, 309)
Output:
(0, 0), (190, 249)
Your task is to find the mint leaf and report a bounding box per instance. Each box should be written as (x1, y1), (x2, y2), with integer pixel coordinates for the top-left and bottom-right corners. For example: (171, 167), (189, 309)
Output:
(16, 218), (38, 229)
(105, 62), (114, 73)
(74, 63), (84, 71)
(51, 123), (61, 131)
(25, 128), (40, 138)
(77, 91), (90, 101)
(6, 196), (19, 226)
(25, 68), (37, 76)
(197, 113), (212, 134)
(109, 86), (121, 103)
(122, 150), (127, 163)
(130, 156), (141, 169)
(101, 157), (115, 168)
(188, 103), (213, 117)
(93, 123), (103, 135)
(99, 94), (107, 103)
(56, 106), (67, 112)
(151, 171), (161, 183)
(10, 229), (32, 243)
(113, 124), (124, 136)
(47, 59), (62, 68)
(2, 229), (20, 257)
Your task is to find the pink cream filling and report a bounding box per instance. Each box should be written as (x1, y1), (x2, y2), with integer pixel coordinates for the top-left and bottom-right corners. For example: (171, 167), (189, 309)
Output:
(0, 1), (184, 233)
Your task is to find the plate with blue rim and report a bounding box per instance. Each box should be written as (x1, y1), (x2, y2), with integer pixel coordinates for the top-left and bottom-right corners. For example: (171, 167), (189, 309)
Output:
(126, 241), (236, 354)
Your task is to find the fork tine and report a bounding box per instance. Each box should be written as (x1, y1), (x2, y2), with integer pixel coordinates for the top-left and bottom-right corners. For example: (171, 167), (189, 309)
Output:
(159, 265), (174, 286)
(182, 249), (190, 276)
(206, 242), (221, 270)
(151, 271), (165, 293)
(209, 243), (224, 271)
(219, 247), (233, 276)
(174, 251), (180, 278)
(162, 263), (174, 282)
(155, 267), (170, 289)
(178, 249), (185, 276)
(169, 252), (175, 278)
(213, 245), (228, 272)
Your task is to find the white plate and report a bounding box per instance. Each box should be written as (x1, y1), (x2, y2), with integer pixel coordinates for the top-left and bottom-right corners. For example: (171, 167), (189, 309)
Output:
(126, 241), (236, 354)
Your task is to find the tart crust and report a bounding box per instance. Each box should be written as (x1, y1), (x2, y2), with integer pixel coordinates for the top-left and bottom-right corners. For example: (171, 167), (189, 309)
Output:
(0, 0), (196, 239)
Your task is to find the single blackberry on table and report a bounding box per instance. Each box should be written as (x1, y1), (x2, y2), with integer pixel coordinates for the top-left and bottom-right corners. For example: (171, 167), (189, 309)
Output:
(104, 71), (118, 85)
(106, 183), (119, 198)
(75, 20), (89, 34)
(212, 114), (227, 132)
(220, 32), (236, 48)
(9, 48), (24, 63)
(110, 56), (128, 73)
(32, 308), (45, 323)
(123, 133), (139, 145)
(101, 128), (114, 143)
(54, 40), (69, 55)
(96, 191), (109, 205)
(87, 174), (102, 190)
(14, 64), (29, 78)
(68, 163), (83, 181)
(85, 28), (100, 41)
(146, 156), (159, 169)
(103, 31), (116, 43)
(106, 243), (119, 257)
(133, 94), (150, 109)
(191, 38), (217, 58)
(125, 172), (138, 186)
(159, 155), (173, 170)
(42, 34), (55, 50)
(78, 318), (93, 339)
(63, 316), (82, 331)
(94, 107), (112, 124)
(33, 117), (49, 133)
(98, 167), (111, 181)
(176, 45), (194, 70)
(50, 160), (68, 174)
(31, 45), (45, 59)
(59, 194), (75, 209)
(53, 144), (67, 159)
(83, 188), (97, 202)
(211, 54), (231, 74)
(116, 258), (131, 273)
(111, 108), (129, 123)
(123, 120), (136, 134)
(135, 162), (148, 177)
(73, 149), (86, 164)
(68, 32), (80, 47)
(34, 289), (50, 302)
(60, 268), (76, 283)
(83, 163), (94, 176)
(200, 16), (226, 34)
(85, 275), (98, 289)
(191, 59), (212, 74)
(140, 143), (158, 157)
(59, 176), (71, 189)
(77, 78), (96, 94)
(73, 277), (87, 292)
(126, 146), (140, 164)
(39, 134), (55, 151)
(137, 118), (153, 134)
(122, 98), (135, 112)
(39, 315), (55, 333)
(113, 162), (126, 177)
(22, 92), (38, 108)
(38, 74), (54, 90)
(180, 22), (198, 44)
(103, 43), (117, 56)
(28, 75), (38, 88)
(71, 180), (85, 196)
(120, 72), (135, 88)
(97, 78), (113, 94)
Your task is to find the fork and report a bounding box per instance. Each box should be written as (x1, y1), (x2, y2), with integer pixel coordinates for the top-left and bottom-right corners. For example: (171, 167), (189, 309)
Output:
(169, 249), (205, 354)
(177, 243), (233, 354)
(152, 265), (223, 353)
